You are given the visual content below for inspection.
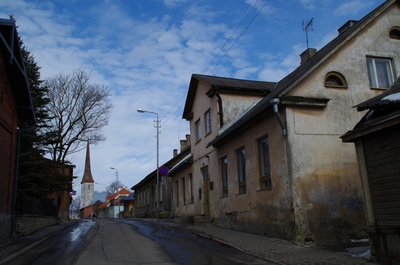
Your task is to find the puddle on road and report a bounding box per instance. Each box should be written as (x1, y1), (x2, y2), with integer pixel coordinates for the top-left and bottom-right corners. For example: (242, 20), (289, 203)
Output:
(69, 220), (96, 241)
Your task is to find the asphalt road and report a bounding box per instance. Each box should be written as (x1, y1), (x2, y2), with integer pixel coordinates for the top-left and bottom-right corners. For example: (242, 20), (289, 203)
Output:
(4, 218), (276, 264)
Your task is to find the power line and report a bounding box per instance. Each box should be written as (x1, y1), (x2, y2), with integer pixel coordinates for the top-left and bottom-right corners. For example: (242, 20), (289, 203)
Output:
(207, 0), (271, 75)
(202, 0), (260, 74)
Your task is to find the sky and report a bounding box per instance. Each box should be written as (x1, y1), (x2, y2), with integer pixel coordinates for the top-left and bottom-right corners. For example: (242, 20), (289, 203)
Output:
(1, 0), (385, 197)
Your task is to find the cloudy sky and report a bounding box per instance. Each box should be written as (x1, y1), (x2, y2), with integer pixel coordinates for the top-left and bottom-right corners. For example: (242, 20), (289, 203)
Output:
(1, 0), (384, 196)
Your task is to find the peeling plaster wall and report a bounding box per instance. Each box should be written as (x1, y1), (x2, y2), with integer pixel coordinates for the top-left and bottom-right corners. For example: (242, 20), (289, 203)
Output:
(219, 94), (262, 126)
(283, 5), (400, 245)
(208, 114), (294, 240)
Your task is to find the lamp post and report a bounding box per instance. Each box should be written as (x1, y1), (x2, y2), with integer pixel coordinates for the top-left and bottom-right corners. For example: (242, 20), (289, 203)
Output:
(110, 167), (119, 218)
(137, 108), (160, 221)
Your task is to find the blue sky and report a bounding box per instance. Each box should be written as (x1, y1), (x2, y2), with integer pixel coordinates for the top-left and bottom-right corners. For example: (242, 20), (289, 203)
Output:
(1, 0), (384, 195)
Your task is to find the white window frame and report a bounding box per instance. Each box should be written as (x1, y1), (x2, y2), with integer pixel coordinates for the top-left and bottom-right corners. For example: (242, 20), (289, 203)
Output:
(195, 119), (201, 142)
(258, 136), (272, 190)
(237, 147), (246, 194)
(204, 109), (212, 135)
(367, 57), (394, 89)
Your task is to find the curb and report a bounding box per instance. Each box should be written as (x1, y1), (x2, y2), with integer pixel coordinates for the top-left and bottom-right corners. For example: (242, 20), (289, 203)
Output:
(0, 220), (78, 265)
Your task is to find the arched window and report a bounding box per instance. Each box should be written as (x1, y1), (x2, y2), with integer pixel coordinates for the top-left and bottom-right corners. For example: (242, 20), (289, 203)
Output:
(389, 27), (400, 40)
(324, 71), (348, 88)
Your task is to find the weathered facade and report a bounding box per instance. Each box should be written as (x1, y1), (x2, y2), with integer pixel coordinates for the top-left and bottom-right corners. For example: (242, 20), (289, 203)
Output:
(342, 77), (400, 262)
(171, 0), (400, 246)
(0, 19), (35, 242)
(132, 136), (191, 219)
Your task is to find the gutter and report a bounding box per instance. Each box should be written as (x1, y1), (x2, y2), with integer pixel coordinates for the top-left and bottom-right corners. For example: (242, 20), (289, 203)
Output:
(270, 98), (287, 137)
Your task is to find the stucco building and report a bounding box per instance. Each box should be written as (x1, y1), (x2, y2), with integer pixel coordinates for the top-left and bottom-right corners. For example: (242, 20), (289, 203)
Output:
(170, 0), (400, 246)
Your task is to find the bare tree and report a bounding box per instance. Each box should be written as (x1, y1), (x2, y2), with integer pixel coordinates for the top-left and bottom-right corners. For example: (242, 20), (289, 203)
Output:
(106, 180), (125, 196)
(44, 69), (112, 163)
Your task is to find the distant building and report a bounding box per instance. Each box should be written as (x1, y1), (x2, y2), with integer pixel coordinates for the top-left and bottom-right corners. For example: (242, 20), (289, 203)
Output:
(98, 188), (131, 218)
(80, 140), (95, 217)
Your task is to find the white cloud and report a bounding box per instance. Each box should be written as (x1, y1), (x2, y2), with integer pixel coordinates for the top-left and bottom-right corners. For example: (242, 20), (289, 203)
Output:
(0, 0), (385, 195)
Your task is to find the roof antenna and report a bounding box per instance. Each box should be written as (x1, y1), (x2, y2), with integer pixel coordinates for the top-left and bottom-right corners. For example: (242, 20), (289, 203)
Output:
(302, 18), (314, 49)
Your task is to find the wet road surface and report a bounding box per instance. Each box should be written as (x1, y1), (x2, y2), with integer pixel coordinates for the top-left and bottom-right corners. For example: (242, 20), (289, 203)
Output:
(120, 218), (276, 264)
(3, 219), (95, 265)
(4, 218), (278, 264)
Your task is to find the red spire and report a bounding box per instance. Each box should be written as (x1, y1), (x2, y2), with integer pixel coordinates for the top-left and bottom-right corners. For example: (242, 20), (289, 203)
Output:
(81, 140), (95, 184)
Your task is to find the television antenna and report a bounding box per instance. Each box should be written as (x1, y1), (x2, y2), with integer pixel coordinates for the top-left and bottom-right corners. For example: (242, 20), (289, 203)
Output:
(302, 18), (314, 49)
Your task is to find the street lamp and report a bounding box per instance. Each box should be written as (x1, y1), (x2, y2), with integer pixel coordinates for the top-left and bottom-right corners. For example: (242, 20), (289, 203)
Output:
(137, 108), (160, 221)
(110, 167), (120, 218)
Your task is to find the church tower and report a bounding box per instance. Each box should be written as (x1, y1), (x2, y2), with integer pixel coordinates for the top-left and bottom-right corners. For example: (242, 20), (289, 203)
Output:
(80, 140), (95, 209)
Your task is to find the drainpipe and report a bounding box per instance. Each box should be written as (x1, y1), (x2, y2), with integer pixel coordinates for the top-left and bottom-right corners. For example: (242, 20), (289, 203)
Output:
(270, 98), (287, 137)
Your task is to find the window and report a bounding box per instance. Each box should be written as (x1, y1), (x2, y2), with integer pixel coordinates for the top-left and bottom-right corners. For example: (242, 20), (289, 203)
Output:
(389, 27), (400, 40)
(175, 180), (179, 206)
(195, 119), (201, 142)
(220, 156), (228, 197)
(237, 147), (246, 194)
(204, 109), (212, 135)
(258, 137), (272, 190)
(324, 72), (347, 88)
(367, 57), (394, 89)
(189, 173), (194, 204)
(182, 177), (186, 205)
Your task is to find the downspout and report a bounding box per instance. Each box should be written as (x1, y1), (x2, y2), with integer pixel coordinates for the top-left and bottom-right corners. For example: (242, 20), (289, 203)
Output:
(270, 98), (287, 136)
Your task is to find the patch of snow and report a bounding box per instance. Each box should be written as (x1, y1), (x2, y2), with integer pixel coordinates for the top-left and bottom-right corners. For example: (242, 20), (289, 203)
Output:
(352, 249), (370, 260)
(351, 238), (369, 243)
(382, 92), (400, 101)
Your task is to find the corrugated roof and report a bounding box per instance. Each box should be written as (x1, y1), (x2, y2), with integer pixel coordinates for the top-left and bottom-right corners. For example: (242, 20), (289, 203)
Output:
(355, 77), (400, 111)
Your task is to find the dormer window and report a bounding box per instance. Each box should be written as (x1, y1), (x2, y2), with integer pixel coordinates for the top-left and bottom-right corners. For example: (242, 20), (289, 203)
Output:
(324, 72), (348, 88)
(389, 27), (400, 40)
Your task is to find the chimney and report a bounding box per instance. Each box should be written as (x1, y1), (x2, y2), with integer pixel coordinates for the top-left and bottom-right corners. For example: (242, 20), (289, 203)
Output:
(180, 134), (191, 152)
(300, 48), (317, 65)
(338, 20), (358, 35)
(173, 149), (178, 157)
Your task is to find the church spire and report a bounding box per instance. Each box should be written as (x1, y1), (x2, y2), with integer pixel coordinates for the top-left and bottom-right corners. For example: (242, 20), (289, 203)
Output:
(81, 140), (95, 184)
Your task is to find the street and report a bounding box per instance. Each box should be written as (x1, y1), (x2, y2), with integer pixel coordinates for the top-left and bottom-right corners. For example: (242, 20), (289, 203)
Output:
(5, 219), (276, 265)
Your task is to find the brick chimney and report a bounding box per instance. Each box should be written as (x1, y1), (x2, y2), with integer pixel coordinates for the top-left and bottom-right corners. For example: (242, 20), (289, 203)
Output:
(338, 20), (358, 35)
(300, 48), (317, 65)
(173, 149), (178, 157)
(180, 134), (191, 152)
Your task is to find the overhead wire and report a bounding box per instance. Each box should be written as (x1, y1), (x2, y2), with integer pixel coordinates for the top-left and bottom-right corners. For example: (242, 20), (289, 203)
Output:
(134, 0), (272, 167)
(208, 0), (271, 75)
(202, 0), (261, 74)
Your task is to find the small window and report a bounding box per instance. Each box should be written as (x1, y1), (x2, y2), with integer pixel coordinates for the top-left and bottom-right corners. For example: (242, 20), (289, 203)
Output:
(220, 156), (228, 197)
(389, 27), (400, 40)
(182, 177), (186, 205)
(367, 57), (394, 89)
(237, 147), (246, 194)
(324, 72), (347, 88)
(195, 119), (201, 142)
(258, 136), (272, 190)
(175, 180), (179, 206)
(204, 109), (212, 135)
(189, 173), (194, 204)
